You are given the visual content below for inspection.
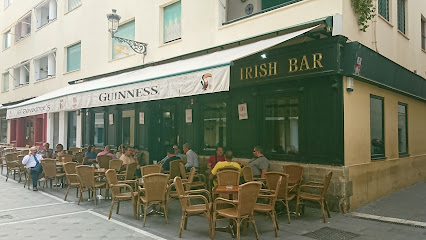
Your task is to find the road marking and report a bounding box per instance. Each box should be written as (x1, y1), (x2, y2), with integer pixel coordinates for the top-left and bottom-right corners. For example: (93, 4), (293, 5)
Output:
(350, 212), (426, 228)
(88, 210), (167, 240)
(0, 202), (67, 213)
(0, 210), (89, 226)
(39, 190), (70, 203)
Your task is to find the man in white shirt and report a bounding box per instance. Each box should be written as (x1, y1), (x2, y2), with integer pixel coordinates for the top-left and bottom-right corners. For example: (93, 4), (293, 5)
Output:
(22, 147), (43, 191)
(183, 143), (199, 170)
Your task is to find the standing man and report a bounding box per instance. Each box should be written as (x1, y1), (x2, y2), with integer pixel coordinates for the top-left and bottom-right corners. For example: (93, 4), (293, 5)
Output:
(22, 147), (43, 191)
(183, 143), (199, 170)
(248, 146), (269, 178)
(37, 142), (53, 158)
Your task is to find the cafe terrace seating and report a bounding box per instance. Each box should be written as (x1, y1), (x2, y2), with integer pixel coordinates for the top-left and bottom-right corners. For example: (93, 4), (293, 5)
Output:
(254, 176), (282, 237)
(105, 169), (138, 220)
(41, 159), (65, 191)
(242, 166), (265, 184)
(108, 159), (123, 172)
(60, 154), (73, 163)
(97, 155), (112, 169)
(283, 164), (304, 194)
(69, 147), (81, 154)
(174, 176), (212, 238)
(140, 165), (162, 176)
(138, 173), (170, 227)
(63, 162), (81, 201)
(117, 162), (137, 187)
(5, 153), (22, 182)
(76, 165), (106, 205)
(180, 164), (207, 191)
(296, 171), (333, 223)
(264, 172), (296, 224)
(212, 181), (262, 240)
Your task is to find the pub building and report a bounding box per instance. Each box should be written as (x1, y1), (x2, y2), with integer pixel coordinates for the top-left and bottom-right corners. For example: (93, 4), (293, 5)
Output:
(7, 19), (426, 211)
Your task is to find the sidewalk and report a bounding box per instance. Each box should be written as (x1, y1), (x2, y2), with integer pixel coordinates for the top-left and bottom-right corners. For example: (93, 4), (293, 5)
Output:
(0, 172), (424, 240)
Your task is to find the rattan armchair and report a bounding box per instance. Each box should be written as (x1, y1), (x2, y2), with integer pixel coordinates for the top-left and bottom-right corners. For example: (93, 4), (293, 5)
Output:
(138, 173), (170, 227)
(174, 176), (212, 238)
(169, 159), (184, 179)
(97, 155), (112, 169)
(283, 164), (304, 193)
(212, 181), (262, 240)
(140, 165), (162, 176)
(217, 169), (240, 186)
(264, 172), (295, 224)
(254, 176), (282, 237)
(109, 159), (123, 172)
(296, 171), (333, 223)
(117, 162), (137, 186)
(60, 154), (73, 163)
(5, 153), (21, 182)
(242, 165), (265, 184)
(69, 147), (81, 154)
(105, 169), (138, 220)
(76, 165), (106, 205)
(41, 159), (65, 191)
(183, 166), (207, 191)
(63, 162), (80, 200)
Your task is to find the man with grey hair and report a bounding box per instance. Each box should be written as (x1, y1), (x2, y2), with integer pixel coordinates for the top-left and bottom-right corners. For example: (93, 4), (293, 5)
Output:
(183, 143), (199, 170)
(22, 147), (43, 191)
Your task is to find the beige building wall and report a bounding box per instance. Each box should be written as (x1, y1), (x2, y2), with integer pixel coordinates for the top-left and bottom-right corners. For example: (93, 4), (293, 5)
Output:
(344, 78), (426, 209)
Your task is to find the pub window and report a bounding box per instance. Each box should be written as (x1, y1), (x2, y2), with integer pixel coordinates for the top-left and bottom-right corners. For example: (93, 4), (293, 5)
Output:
(53, 112), (59, 147)
(202, 102), (227, 151)
(220, 0), (298, 25)
(66, 42), (81, 72)
(370, 95), (385, 159)
(93, 112), (104, 147)
(398, 103), (408, 155)
(421, 16), (425, 51)
(397, 0), (406, 34)
(163, 1), (181, 43)
(112, 20), (135, 59)
(0, 117), (7, 143)
(378, 0), (389, 21)
(264, 96), (299, 155)
(68, 111), (77, 148)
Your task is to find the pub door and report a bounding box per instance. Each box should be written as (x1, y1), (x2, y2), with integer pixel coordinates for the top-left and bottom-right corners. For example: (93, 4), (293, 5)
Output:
(149, 102), (179, 162)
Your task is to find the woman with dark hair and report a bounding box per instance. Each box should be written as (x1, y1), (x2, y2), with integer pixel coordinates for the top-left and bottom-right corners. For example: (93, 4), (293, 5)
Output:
(84, 145), (97, 166)
(52, 143), (66, 159)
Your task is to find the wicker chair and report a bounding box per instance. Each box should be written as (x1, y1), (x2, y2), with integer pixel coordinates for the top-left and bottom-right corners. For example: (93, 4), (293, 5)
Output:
(97, 155), (112, 169)
(69, 147), (81, 154)
(5, 153), (23, 182)
(242, 165), (265, 183)
(41, 159), (65, 191)
(212, 181), (262, 240)
(76, 165), (106, 205)
(254, 176), (282, 237)
(169, 159), (184, 179)
(138, 173), (170, 227)
(179, 163), (206, 186)
(283, 165), (304, 193)
(21, 149), (29, 155)
(140, 165), (162, 176)
(60, 154), (73, 163)
(63, 162), (80, 200)
(174, 176), (212, 238)
(105, 169), (138, 220)
(74, 152), (84, 165)
(109, 159), (123, 171)
(265, 172), (296, 223)
(117, 162), (137, 182)
(82, 156), (89, 165)
(296, 171), (333, 223)
(183, 166), (207, 191)
(217, 169), (240, 186)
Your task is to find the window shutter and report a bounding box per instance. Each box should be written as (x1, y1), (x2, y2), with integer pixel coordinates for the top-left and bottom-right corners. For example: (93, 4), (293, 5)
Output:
(163, 1), (181, 43)
(67, 42), (81, 72)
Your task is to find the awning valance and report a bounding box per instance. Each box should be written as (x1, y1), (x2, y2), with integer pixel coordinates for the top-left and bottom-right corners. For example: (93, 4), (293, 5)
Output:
(6, 26), (318, 119)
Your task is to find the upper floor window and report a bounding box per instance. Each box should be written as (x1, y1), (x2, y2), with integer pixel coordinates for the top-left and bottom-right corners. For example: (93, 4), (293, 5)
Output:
(221, 0), (297, 24)
(35, 0), (57, 29)
(112, 20), (135, 59)
(15, 13), (31, 42)
(370, 95), (385, 159)
(13, 63), (30, 88)
(378, 0), (389, 21)
(3, 30), (11, 49)
(163, 1), (181, 43)
(34, 51), (56, 80)
(68, 0), (81, 12)
(66, 42), (81, 72)
(264, 96), (299, 155)
(398, 103), (408, 155)
(2, 72), (9, 92)
(4, 0), (12, 9)
(421, 17), (425, 50)
(397, 0), (406, 34)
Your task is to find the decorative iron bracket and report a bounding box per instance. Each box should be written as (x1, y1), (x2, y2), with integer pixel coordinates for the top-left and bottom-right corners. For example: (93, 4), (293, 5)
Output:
(113, 36), (147, 55)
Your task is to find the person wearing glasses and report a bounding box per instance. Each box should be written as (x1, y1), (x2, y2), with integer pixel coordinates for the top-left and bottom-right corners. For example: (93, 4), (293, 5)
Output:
(248, 146), (269, 178)
(157, 145), (182, 165)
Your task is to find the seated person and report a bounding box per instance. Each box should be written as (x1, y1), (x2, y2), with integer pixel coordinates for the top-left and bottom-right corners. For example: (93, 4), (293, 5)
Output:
(161, 146), (181, 172)
(84, 145), (98, 166)
(210, 150), (241, 186)
(37, 142), (53, 158)
(120, 146), (141, 177)
(158, 145), (182, 165)
(183, 143), (199, 170)
(247, 145), (269, 178)
(206, 146), (225, 174)
(52, 143), (66, 159)
(97, 145), (116, 159)
(115, 144), (124, 159)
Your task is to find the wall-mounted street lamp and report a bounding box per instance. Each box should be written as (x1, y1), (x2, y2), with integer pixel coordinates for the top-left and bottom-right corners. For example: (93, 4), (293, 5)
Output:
(107, 9), (147, 55)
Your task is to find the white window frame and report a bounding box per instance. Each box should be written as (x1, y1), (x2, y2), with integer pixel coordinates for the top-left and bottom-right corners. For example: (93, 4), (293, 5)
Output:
(67, 0), (81, 12)
(35, 0), (57, 29)
(34, 50), (56, 81)
(14, 13), (32, 43)
(3, 30), (12, 50)
(2, 72), (9, 92)
(12, 63), (30, 88)
(4, 0), (12, 9)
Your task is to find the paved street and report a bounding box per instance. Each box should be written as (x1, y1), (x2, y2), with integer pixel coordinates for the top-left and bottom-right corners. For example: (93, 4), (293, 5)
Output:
(0, 173), (424, 240)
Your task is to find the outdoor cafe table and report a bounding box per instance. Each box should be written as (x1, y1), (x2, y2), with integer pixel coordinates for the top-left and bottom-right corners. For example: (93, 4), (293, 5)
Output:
(212, 185), (239, 238)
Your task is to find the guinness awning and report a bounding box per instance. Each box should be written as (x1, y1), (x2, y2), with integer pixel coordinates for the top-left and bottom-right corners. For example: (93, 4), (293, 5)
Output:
(7, 26), (319, 119)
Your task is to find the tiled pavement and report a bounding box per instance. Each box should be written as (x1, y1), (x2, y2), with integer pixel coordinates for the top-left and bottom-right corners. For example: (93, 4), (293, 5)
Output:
(0, 173), (425, 240)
